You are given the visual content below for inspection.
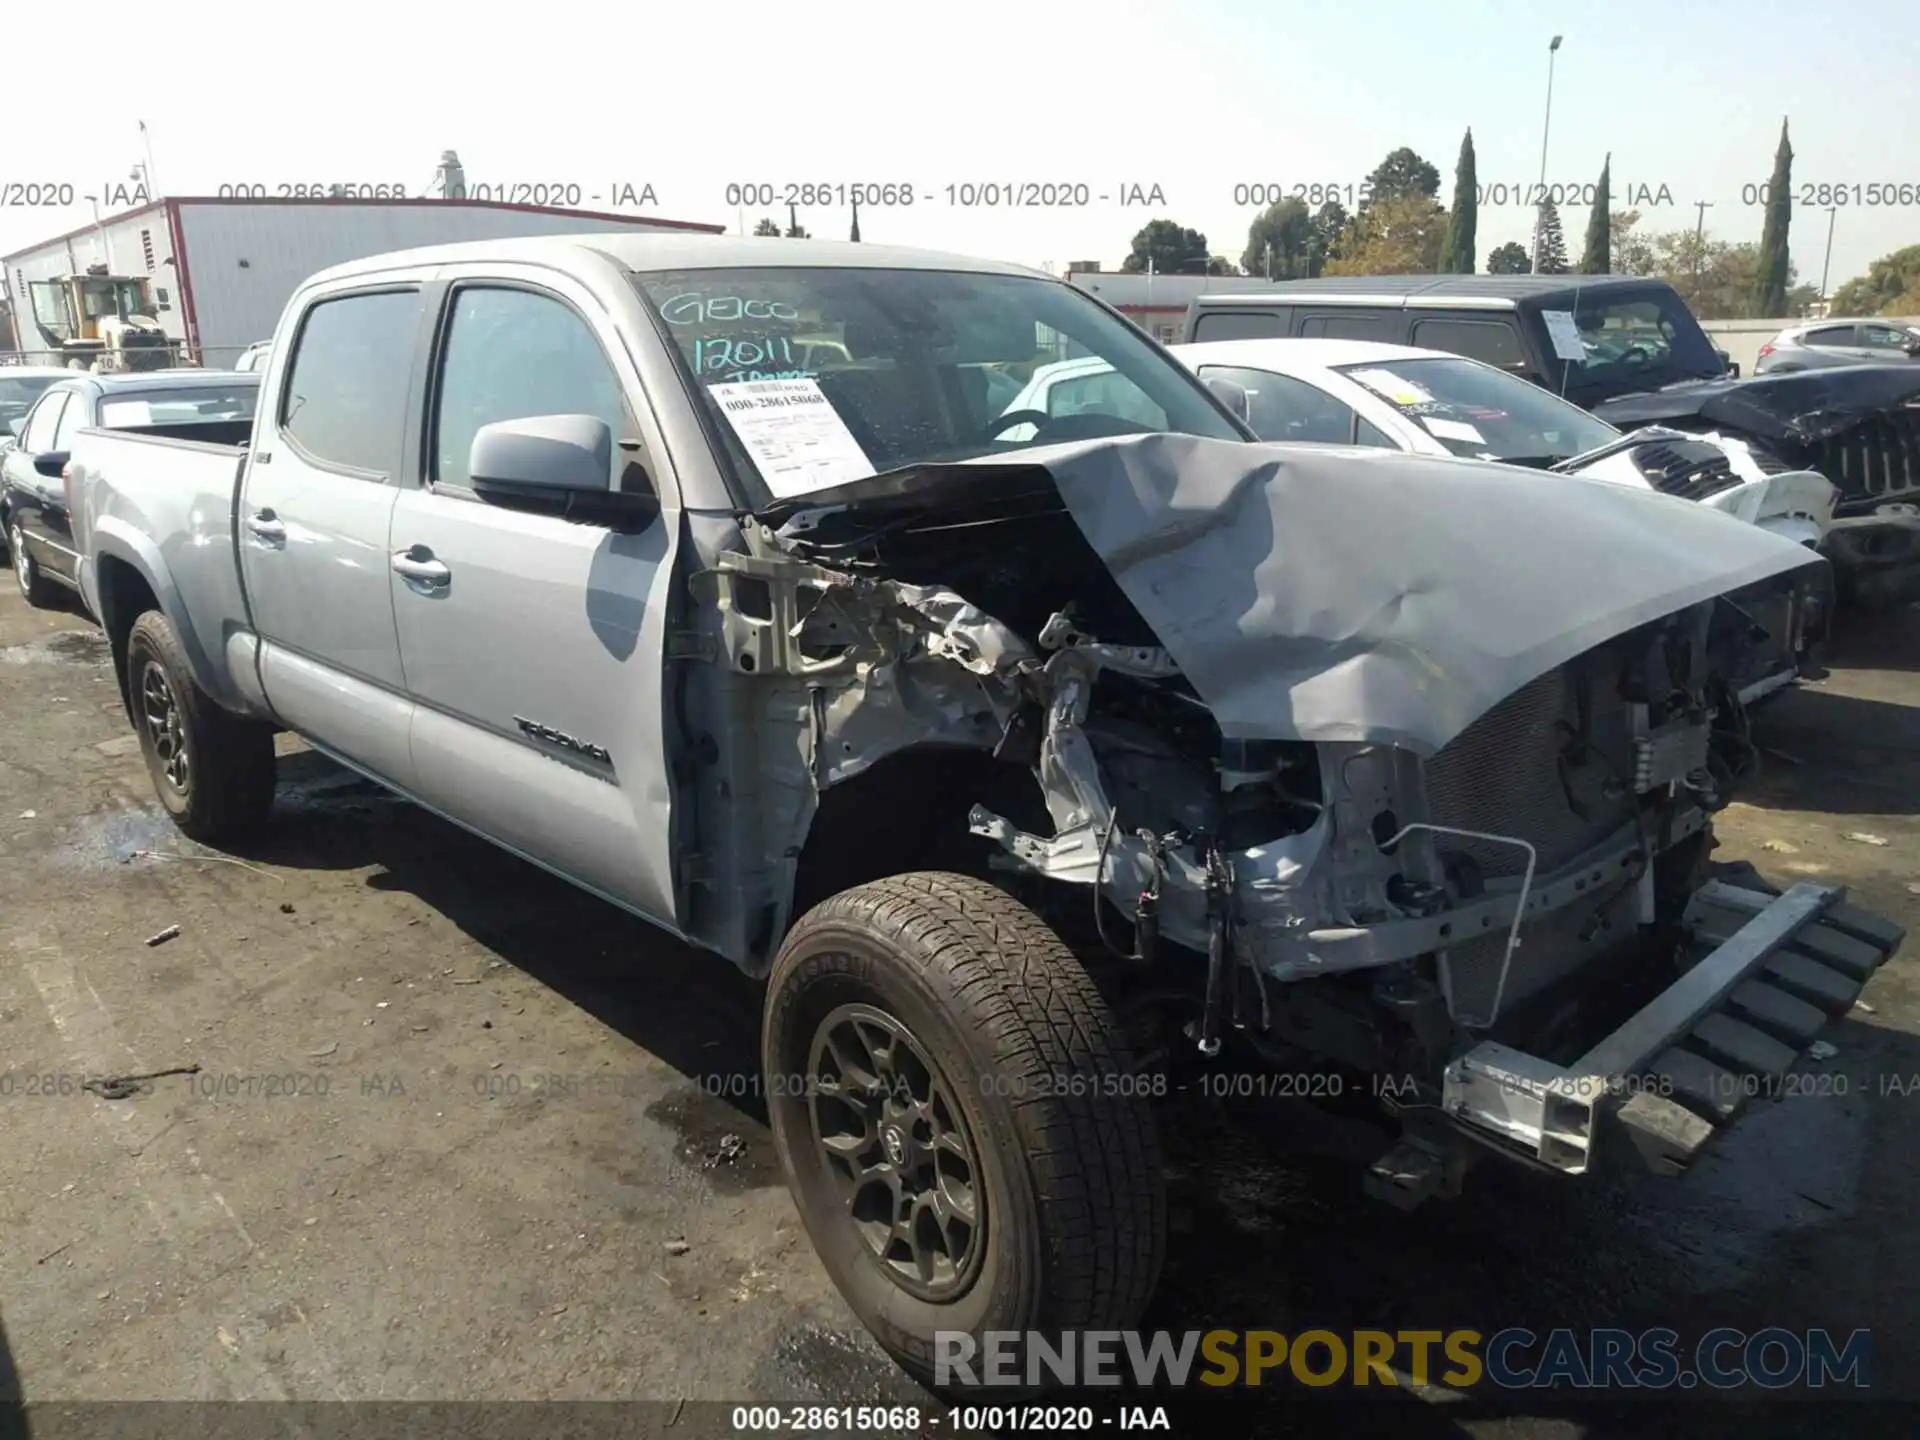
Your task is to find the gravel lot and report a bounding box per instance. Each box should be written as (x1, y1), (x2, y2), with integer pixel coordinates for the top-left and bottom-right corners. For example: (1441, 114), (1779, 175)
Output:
(1, 583), (1914, 1435)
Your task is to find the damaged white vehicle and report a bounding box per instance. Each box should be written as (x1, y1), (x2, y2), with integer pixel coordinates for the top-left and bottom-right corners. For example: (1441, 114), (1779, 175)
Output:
(70, 236), (1905, 1389)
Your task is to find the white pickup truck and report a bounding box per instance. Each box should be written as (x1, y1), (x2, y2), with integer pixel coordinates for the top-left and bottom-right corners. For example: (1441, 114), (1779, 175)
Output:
(65, 233), (1902, 1388)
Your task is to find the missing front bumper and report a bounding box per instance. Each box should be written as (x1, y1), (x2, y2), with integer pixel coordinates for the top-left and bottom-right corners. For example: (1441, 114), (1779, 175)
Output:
(1439, 880), (1904, 1177)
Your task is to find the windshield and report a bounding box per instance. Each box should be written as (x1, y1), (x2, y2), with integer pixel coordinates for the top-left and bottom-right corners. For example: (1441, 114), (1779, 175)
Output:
(98, 385), (259, 428)
(632, 266), (1243, 503)
(1541, 290), (1725, 400)
(1336, 355), (1619, 465)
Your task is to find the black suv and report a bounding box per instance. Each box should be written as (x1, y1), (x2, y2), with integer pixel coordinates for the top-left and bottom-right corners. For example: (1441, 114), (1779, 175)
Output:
(1183, 274), (1733, 410)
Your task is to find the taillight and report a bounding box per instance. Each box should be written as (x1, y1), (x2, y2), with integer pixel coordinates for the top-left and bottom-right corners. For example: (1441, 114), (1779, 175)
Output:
(1757, 343), (1774, 360)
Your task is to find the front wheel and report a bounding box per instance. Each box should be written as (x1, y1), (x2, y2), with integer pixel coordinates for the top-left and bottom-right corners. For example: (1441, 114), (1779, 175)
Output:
(763, 872), (1166, 1391)
(126, 610), (277, 842)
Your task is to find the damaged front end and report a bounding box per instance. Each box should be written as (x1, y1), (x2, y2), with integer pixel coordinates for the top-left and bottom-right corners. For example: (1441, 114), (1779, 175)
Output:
(685, 434), (1901, 1202)
(1595, 365), (1920, 611)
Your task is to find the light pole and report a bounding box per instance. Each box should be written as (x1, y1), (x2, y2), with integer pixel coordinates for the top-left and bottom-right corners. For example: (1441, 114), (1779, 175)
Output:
(137, 120), (158, 197)
(1818, 205), (1838, 312)
(1691, 200), (1714, 308)
(1531, 34), (1563, 274)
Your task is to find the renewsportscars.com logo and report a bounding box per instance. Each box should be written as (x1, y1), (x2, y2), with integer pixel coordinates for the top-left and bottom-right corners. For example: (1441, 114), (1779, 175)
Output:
(935, 1327), (1873, 1392)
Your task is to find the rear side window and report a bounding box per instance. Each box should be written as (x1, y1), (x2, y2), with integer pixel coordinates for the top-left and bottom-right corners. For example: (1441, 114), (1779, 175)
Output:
(1191, 310), (1286, 342)
(1299, 312), (1392, 341)
(1804, 325), (1856, 347)
(279, 290), (423, 475)
(1411, 318), (1526, 368)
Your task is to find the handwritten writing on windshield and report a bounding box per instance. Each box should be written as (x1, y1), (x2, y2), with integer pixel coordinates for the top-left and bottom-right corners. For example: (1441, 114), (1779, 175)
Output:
(662, 293), (815, 382)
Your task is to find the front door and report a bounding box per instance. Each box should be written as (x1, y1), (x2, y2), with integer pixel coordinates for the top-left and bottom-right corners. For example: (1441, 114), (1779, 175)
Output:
(388, 273), (682, 924)
(239, 283), (429, 786)
(3, 389), (74, 580)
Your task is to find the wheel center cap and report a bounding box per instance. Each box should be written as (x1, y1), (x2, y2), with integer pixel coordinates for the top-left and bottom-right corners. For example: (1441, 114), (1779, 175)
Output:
(880, 1122), (908, 1167)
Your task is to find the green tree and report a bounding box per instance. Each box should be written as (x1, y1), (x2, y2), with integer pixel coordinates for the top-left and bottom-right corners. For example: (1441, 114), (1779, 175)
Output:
(1364, 147), (1442, 207)
(1486, 241), (1530, 274)
(1752, 119), (1793, 317)
(1829, 243), (1920, 315)
(1533, 200), (1570, 274)
(1323, 194), (1447, 275)
(1438, 129), (1477, 274)
(1121, 219), (1212, 274)
(1207, 255), (1240, 275)
(1579, 156), (1612, 273)
(1609, 209), (1654, 276)
(1241, 196), (1314, 278)
(1308, 200), (1350, 275)
(752, 217), (781, 236)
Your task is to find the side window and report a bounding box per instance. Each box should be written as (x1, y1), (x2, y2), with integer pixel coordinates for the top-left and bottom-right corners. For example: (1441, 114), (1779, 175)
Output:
(1355, 416), (1397, 448)
(1861, 324), (1911, 350)
(432, 286), (632, 492)
(279, 289), (424, 476)
(1192, 310), (1286, 342)
(1199, 366), (1363, 445)
(21, 393), (68, 453)
(1805, 325), (1857, 348)
(1045, 370), (1168, 429)
(1411, 318), (1526, 368)
(50, 393), (88, 451)
(1299, 312), (1391, 341)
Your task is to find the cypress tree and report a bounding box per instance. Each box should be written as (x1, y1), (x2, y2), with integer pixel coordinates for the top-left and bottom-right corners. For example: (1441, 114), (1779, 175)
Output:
(1579, 155), (1612, 273)
(1753, 119), (1792, 317)
(1439, 129), (1477, 273)
(1533, 201), (1570, 274)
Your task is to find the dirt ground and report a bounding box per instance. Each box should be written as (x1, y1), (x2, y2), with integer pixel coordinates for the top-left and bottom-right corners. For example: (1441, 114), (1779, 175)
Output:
(0, 582), (1915, 1436)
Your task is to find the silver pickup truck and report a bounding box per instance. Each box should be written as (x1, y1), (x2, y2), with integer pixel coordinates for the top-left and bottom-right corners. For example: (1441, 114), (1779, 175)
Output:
(68, 234), (1903, 1387)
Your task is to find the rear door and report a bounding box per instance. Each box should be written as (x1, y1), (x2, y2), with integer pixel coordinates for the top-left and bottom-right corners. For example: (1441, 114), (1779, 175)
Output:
(240, 278), (431, 786)
(1800, 324), (1866, 364)
(387, 268), (682, 923)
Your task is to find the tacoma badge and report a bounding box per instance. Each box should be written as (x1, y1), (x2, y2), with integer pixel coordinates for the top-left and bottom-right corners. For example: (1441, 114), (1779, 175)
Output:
(513, 716), (612, 766)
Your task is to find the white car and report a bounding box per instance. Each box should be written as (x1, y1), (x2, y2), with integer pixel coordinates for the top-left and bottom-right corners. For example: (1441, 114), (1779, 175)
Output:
(1008, 342), (1837, 549)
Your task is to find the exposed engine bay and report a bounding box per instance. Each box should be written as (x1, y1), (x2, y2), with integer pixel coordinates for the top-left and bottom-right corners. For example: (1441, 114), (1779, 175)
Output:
(683, 435), (1835, 1143)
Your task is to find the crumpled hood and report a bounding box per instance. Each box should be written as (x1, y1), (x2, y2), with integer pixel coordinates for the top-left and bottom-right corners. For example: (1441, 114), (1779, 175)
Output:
(1032, 434), (1826, 755)
(1593, 364), (1920, 445)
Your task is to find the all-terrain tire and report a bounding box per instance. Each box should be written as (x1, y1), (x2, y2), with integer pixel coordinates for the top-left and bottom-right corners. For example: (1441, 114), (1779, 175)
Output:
(126, 609), (276, 842)
(10, 520), (60, 608)
(763, 871), (1165, 1392)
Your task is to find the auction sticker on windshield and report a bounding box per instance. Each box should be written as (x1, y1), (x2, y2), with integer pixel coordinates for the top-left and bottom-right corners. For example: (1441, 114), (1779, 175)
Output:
(709, 378), (876, 497)
(1422, 416), (1486, 443)
(1347, 369), (1434, 406)
(1541, 309), (1589, 362)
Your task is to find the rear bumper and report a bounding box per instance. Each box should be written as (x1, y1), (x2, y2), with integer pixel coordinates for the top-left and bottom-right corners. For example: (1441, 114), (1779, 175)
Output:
(1441, 879), (1903, 1177)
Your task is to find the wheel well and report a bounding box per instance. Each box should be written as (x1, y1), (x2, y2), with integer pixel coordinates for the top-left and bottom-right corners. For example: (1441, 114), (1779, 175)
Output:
(95, 554), (161, 718)
(789, 745), (1048, 923)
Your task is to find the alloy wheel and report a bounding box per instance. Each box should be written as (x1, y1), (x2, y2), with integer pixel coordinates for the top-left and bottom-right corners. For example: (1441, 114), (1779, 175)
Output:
(140, 659), (190, 794)
(805, 1002), (985, 1302)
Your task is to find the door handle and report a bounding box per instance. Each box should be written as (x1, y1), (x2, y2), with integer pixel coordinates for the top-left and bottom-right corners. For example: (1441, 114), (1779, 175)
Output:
(391, 547), (451, 588)
(244, 510), (286, 542)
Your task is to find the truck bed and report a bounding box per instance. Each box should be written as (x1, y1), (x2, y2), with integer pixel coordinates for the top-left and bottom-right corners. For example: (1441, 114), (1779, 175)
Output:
(68, 425), (256, 713)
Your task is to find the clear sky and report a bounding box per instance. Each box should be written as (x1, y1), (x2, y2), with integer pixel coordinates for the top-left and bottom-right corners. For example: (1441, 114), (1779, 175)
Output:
(5, 0), (1918, 290)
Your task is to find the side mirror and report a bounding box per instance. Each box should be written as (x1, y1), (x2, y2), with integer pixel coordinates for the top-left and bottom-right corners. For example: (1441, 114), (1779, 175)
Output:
(1203, 375), (1253, 425)
(32, 450), (69, 478)
(468, 414), (658, 531)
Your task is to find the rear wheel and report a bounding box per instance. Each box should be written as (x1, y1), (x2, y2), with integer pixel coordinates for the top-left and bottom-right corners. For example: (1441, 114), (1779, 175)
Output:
(763, 872), (1165, 1391)
(126, 610), (277, 842)
(10, 521), (59, 608)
